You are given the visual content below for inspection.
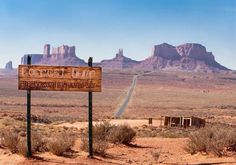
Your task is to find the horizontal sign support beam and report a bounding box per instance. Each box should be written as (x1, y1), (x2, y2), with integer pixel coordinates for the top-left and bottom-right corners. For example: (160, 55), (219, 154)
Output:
(18, 65), (102, 92)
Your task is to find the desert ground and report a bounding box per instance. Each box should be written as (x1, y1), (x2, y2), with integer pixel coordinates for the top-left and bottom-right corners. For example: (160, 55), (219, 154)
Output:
(0, 68), (236, 164)
(126, 71), (236, 125)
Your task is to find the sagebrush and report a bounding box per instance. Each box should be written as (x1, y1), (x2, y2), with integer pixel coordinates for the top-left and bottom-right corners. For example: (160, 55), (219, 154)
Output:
(186, 124), (236, 157)
(80, 121), (136, 155)
(0, 117), (78, 157)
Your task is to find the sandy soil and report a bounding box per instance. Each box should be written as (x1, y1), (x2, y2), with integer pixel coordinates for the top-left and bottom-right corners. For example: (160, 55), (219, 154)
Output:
(56, 119), (161, 129)
(0, 119), (235, 165)
(1, 137), (235, 165)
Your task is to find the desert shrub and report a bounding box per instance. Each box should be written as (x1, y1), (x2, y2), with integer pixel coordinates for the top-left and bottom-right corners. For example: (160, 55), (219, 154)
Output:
(1, 128), (47, 156)
(80, 121), (112, 155)
(17, 132), (47, 156)
(0, 117), (78, 157)
(80, 135), (108, 156)
(47, 131), (76, 156)
(1, 128), (19, 153)
(186, 125), (236, 157)
(109, 124), (136, 145)
(80, 121), (136, 155)
(135, 126), (161, 137)
(31, 132), (47, 153)
(16, 138), (27, 156)
(159, 128), (190, 138)
(92, 121), (113, 141)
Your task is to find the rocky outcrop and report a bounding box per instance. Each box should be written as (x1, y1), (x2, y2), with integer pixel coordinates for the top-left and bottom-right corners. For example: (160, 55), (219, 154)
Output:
(135, 43), (229, 72)
(21, 44), (86, 66)
(21, 54), (43, 64)
(5, 61), (13, 70)
(19, 43), (229, 72)
(101, 49), (139, 69)
(153, 43), (181, 60)
(43, 44), (50, 58)
(51, 45), (76, 59)
(176, 43), (214, 63)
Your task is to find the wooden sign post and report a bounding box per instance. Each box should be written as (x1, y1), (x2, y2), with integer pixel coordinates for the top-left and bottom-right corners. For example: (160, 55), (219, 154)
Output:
(18, 56), (102, 158)
(26, 56), (32, 157)
(88, 57), (93, 157)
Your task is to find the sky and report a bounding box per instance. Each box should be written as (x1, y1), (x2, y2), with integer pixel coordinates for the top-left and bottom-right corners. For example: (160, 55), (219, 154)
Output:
(0, 0), (235, 69)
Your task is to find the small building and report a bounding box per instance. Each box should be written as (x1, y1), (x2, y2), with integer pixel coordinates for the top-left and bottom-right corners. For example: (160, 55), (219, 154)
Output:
(160, 116), (205, 128)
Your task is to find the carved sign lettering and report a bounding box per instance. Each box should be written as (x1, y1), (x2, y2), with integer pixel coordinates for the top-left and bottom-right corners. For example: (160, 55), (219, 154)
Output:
(18, 65), (102, 92)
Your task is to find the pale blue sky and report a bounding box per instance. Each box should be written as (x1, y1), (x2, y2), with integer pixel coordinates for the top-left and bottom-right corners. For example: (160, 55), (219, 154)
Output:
(0, 0), (235, 69)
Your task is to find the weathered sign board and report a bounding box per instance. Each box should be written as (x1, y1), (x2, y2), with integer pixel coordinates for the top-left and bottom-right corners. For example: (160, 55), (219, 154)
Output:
(19, 56), (98, 158)
(18, 65), (102, 92)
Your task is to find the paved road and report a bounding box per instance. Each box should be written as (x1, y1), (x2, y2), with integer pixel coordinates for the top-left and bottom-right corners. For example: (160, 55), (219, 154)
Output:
(114, 71), (154, 118)
(114, 74), (139, 118)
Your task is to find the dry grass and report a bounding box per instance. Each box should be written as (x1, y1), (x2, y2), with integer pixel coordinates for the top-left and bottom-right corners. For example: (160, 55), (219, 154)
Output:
(80, 121), (136, 155)
(108, 124), (136, 145)
(1, 128), (19, 153)
(17, 132), (46, 156)
(47, 132), (76, 156)
(134, 125), (195, 138)
(80, 122), (111, 155)
(0, 117), (78, 157)
(185, 124), (236, 157)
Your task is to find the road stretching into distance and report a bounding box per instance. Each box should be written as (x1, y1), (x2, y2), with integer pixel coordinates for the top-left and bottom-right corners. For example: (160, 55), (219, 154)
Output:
(114, 71), (153, 118)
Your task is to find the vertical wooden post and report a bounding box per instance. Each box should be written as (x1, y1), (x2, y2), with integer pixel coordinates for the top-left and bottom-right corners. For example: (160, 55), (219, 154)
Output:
(88, 57), (93, 158)
(26, 55), (32, 157)
(148, 118), (152, 126)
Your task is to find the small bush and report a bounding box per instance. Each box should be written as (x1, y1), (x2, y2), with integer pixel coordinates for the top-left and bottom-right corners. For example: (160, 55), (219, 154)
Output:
(1, 128), (47, 156)
(186, 125), (236, 157)
(93, 121), (113, 141)
(1, 128), (18, 153)
(80, 122), (136, 155)
(80, 122), (111, 155)
(17, 138), (28, 156)
(109, 124), (136, 145)
(47, 132), (76, 156)
(80, 135), (108, 155)
(0, 117), (78, 157)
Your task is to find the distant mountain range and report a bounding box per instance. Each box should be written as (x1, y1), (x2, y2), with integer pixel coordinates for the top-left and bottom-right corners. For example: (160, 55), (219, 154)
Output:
(20, 43), (230, 72)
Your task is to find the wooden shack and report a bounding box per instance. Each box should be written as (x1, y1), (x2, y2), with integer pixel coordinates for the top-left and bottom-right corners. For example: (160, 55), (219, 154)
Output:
(160, 116), (205, 128)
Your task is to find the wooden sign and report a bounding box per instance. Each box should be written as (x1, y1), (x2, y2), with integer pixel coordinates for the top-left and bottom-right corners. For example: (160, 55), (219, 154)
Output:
(18, 65), (102, 92)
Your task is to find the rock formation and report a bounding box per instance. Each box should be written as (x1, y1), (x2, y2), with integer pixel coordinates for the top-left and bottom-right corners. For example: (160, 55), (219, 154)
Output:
(135, 43), (229, 72)
(21, 44), (86, 66)
(176, 43), (215, 63)
(51, 45), (76, 59)
(5, 61), (13, 70)
(21, 54), (43, 64)
(152, 43), (181, 60)
(43, 44), (50, 58)
(101, 49), (139, 69)
(20, 42), (229, 72)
